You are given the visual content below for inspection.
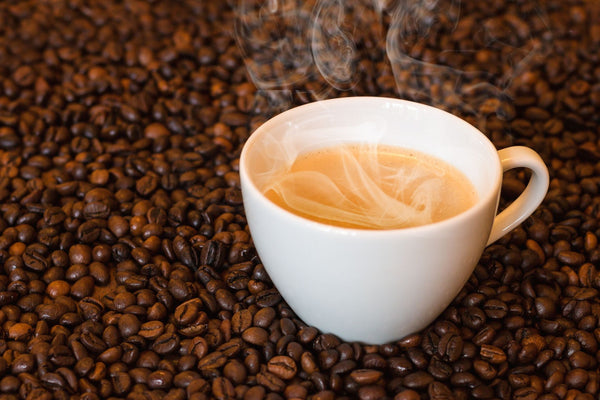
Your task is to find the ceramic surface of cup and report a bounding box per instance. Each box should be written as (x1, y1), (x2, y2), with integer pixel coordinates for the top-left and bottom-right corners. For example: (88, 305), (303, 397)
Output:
(240, 97), (549, 344)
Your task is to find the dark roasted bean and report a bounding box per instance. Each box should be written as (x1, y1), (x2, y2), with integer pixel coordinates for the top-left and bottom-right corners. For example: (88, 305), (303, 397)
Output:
(242, 326), (269, 346)
(153, 333), (180, 355)
(267, 355), (297, 380)
(257, 370), (286, 392)
(198, 351), (227, 371)
(350, 369), (383, 385)
(212, 376), (235, 400)
(437, 332), (463, 362)
(403, 371), (434, 389)
(480, 344), (507, 364)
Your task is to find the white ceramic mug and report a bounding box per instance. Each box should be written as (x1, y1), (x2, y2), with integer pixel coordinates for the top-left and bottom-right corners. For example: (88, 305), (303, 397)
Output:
(240, 97), (549, 344)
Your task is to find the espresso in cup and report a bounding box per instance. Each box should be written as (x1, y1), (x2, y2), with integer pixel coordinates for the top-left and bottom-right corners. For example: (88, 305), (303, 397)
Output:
(240, 97), (549, 344)
(261, 143), (478, 230)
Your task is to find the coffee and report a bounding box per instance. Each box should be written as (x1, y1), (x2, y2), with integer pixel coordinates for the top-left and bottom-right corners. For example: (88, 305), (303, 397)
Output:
(262, 143), (478, 229)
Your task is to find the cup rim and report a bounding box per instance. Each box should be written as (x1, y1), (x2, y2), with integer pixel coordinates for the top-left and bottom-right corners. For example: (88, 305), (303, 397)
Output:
(240, 96), (502, 236)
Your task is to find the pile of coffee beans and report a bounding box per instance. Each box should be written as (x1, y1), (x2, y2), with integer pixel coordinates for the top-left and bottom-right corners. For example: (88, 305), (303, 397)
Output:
(1, 0), (600, 399)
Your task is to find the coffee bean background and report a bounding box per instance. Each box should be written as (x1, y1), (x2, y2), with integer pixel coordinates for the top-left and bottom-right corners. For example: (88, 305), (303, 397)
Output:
(0, 0), (600, 399)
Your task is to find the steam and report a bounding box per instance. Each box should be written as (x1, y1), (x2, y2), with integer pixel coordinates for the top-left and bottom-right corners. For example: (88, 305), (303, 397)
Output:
(385, 0), (551, 122)
(234, 0), (553, 124)
(311, 0), (358, 90)
(234, 0), (373, 110)
(234, 0), (314, 90)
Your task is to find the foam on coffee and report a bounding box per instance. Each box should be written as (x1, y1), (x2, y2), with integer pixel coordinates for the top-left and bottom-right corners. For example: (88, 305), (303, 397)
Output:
(260, 143), (478, 229)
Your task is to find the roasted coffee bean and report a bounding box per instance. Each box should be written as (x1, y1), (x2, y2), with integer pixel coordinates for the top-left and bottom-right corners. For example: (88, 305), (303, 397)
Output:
(330, 359), (357, 375)
(212, 376), (235, 400)
(437, 332), (463, 362)
(11, 353), (35, 373)
(173, 299), (204, 325)
(217, 338), (244, 357)
(255, 289), (282, 308)
(77, 221), (101, 243)
(242, 326), (269, 346)
(426, 381), (453, 400)
(8, 322), (33, 341)
(350, 369), (383, 385)
(23, 246), (48, 272)
(480, 344), (507, 364)
(80, 332), (108, 353)
(200, 240), (227, 269)
(267, 355), (297, 380)
(139, 321), (165, 340)
(253, 307), (276, 328)
(71, 276), (95, 299)
(148, 370), (174, 390)
(257, 370), (286, 392)
(153, 333), (180, 355)
(395, 389), (422, 400)
(118, 314), (141, 338)
(231, 309), (252, 333)
(198, 351), (227, 371)
(79, 297), (104, 321)
(427, 356), (453, 380)
(403, 371), (434, 389)
(112, 371), (132, 395)
(473, 359), (497, 380)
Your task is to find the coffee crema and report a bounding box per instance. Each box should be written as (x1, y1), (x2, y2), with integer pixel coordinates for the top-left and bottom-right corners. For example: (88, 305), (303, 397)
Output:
(262, 143), (478, 229)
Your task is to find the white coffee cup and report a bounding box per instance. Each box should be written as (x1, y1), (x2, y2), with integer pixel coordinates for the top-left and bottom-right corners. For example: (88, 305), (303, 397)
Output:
(240, 97), (549, 344)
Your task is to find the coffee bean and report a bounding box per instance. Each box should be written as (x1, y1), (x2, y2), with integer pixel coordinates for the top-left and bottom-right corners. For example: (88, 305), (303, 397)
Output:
(232, 309), (252, 333)
(565, 368), (589, 389)
(78, 297), (104, 321)
(403, 371), (434, 389)
(331, 359), (357, 375)
(118, 314), (141, 338)
(152, 333), (179, 355)
(41, 372), (67, 390)
(427, 382), (453, 400)
(257, 370), (286, 392)
(80, 331), (108, 353)
(471, 384), (495, 399)
(139, 321), (165, 340)
(217, 338), (244, 358)
(200, 240), (227, 269)
(198, 351), (227, 371)
(242, 326), (269, 346)
(71, 276), (95, 299)
(267, 355), (297, 380)
(473, 359), (497, 381)
(23, 246), (48, 272)
(480, 344), (507, 364)
(437, 332), (463, 362)
(451, 371), (482, 389)
(394, 389), (421, 400)
(0, 127), (20, 148)
(212, 376), (235, 400)
(112, 371), (132, 395)
(8, 322), (33, 341)
(427, 356), (453, 380)
(350, 369), (383, 385)
(13, 65), (36, 87)
(148, 370), (174, 390)
(11, 353), (35, 373)
(173, 236), (198, 269)
(213, 360), (241, 387)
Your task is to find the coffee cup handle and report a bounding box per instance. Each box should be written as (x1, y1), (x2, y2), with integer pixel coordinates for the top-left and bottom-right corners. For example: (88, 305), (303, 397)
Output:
(486, 146), (549, 246)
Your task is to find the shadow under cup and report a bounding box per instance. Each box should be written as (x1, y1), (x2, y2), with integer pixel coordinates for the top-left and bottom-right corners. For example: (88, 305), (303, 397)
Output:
(240, 97), (505, 344)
